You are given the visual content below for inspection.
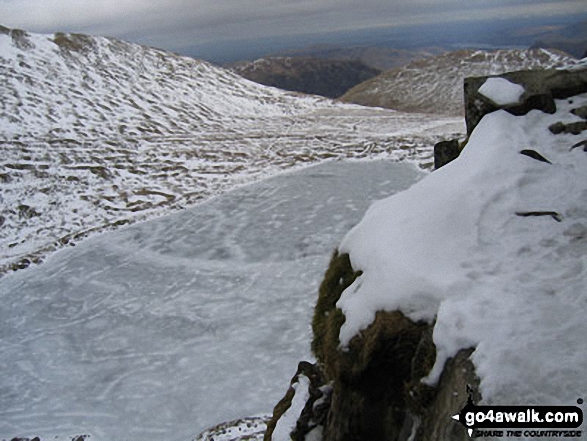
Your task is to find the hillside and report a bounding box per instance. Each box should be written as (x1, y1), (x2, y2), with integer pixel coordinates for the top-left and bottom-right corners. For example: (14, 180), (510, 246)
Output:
(229, 57), (380, 98)
(0, 26), (464, 275)
(274, 45), (447, 71)
(341, 48), (579, 115)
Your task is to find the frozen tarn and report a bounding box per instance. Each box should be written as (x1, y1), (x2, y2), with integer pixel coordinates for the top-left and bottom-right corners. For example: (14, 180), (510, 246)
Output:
(337, 94), (587, 435)
(0, 159), (424, 441)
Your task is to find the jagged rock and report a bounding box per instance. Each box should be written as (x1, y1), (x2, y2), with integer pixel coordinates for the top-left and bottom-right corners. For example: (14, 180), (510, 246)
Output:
(438, 65), (587, 167)
(309, 252), (442, 441)
(269, 251), (481, 441)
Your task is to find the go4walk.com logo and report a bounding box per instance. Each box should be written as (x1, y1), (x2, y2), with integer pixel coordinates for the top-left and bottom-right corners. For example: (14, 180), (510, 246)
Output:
(452, 395), (583, 438)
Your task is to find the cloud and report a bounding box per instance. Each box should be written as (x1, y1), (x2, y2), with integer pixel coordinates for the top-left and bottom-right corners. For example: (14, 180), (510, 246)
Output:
(0, 0), (585, 53)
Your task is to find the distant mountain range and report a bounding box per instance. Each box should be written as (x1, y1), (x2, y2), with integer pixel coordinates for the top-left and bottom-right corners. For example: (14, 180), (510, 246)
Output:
(223, 17), (587, 102)
(228, 57), (380, 98)
(340, 48), (580, 115)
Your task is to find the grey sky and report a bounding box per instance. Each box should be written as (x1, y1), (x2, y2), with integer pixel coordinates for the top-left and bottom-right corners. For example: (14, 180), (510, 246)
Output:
(1, 0), (586, 55)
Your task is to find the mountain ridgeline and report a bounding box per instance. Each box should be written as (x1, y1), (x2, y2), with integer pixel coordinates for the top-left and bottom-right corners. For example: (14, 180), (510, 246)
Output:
(341, 48), (579, 115)
(229, 57), (381, 99)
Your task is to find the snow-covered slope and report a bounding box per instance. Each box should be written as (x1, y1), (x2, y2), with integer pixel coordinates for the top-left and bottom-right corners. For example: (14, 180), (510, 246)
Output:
(341, 48), (579, 115)
(0, 28), (331, 140)
(338, 83), (587, 420)
(0, 27), (464, 275)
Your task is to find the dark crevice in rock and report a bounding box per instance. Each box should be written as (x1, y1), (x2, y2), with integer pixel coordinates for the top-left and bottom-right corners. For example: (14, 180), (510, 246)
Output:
(516, 211), (562, 222)
(519, 149), (552, 164)
(571, 139), (587, 151)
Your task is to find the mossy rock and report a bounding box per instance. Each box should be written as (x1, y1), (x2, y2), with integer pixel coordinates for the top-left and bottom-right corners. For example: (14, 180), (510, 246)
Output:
(267, 248), (484, 440)
(311, 250), (361, 369)
(310, 250), (440, 440)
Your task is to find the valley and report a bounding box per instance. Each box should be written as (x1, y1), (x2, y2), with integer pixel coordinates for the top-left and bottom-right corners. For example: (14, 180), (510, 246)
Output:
(0, 27), (463, 275)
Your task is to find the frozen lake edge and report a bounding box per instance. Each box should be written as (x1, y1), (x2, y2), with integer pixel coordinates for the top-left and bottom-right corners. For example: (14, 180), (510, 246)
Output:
(0, 158), (425, 441)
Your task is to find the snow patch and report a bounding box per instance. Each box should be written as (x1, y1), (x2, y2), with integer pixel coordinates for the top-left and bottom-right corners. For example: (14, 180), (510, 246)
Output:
(478, 77), (525, 105)
(272, 375), (311, 441)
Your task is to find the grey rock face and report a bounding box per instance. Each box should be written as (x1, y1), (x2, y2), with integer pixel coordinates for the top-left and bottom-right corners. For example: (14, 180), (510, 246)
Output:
(434, 139), (461, 169)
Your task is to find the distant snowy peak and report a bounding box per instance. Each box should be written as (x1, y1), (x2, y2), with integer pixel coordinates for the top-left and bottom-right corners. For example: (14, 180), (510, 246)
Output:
(341, 48), (580, 115)
(0, 26), (331, 141)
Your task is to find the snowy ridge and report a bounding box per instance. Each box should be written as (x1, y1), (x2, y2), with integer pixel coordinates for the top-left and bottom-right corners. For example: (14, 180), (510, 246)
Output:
(338, 92), (587, 421)
(0, 30), (328, 140)
(341, 48), (580, 115)
(0, 27), (464, 274)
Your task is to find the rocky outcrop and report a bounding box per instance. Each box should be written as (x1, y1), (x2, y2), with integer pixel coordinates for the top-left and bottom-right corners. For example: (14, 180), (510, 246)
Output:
(434, 64), (587, 169)
(268, 65), (587, 440)
(463, 68), (587, 135)
(267, 252), (480, 441)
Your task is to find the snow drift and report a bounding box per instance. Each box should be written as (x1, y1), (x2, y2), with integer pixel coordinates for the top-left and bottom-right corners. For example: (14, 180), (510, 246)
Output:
(338, 76), (587, 428)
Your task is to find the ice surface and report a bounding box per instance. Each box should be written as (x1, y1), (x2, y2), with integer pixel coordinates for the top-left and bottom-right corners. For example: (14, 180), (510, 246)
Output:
(478, 77), (525, 106)
(0, 159), (424, 441)
(337, 94), (587, 428)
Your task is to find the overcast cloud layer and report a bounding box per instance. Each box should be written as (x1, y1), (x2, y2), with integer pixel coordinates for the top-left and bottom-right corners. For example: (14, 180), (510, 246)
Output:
(1, 0), (586, 56)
